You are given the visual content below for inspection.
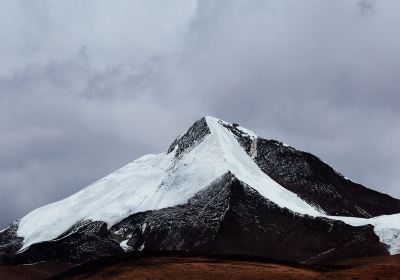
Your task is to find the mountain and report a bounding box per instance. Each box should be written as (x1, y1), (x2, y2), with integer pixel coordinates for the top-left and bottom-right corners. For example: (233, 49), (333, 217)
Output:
(1, 116), (399, 265)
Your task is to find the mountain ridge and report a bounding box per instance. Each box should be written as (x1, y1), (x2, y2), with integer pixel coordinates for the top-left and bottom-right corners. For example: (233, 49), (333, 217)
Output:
(1, 116), (399, 264)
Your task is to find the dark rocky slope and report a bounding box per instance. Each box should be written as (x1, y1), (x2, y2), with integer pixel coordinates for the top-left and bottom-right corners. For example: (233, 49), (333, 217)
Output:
(254, 138), (400, 217)
(220, 121), (400, 217)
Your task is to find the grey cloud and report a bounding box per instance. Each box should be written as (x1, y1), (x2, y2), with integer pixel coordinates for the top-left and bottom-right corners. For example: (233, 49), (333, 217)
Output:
(358, 0), (376, 15)
(0, 0), (197, 75)
(1, 0), (400, 228)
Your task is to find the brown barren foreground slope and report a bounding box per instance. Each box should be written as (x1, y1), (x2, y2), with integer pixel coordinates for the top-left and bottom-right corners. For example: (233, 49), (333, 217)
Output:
(47, 253), (400, 280)
(1, 253), (399, 280)
(0, 261), (74, 280)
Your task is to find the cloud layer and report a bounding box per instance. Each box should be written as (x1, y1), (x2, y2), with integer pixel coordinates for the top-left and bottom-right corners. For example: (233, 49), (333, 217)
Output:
(1, 0), (400, 227)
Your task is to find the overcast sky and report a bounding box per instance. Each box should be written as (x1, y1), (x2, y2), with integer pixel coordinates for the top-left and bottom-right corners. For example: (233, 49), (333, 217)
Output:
(1, 0), (399, 228)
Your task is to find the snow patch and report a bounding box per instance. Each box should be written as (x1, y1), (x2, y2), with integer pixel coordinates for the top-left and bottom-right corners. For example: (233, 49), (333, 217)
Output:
(141, 223), (147, 233)
(355, 205), (372, 218)
(113, 228), (124, 235)
(303, 247), (336, 263)
(21, 261), (47, 266)
(119, 240), (131, 252)
(138, 243), (145, 251)
(0, 226), (9, 234)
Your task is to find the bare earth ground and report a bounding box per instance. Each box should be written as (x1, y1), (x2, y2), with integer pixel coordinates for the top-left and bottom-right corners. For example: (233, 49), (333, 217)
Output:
(0, 261), (75, 280)
(1, 253), (399, 280)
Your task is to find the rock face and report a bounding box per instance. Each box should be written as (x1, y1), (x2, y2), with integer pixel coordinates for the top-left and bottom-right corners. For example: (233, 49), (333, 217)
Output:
(0, 221), (23, 262)
(167, 117), (211, 157)
(1, 116), (399, 265)
(254, 138), (400, 217)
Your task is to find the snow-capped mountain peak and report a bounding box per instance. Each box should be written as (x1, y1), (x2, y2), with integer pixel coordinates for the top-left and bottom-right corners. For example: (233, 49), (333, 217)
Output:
(1, 116), (399, 263)
(16, 116), (320, 251)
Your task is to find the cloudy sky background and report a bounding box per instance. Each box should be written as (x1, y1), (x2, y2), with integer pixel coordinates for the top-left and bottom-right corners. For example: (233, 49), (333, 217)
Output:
(1, 0), (400, 228)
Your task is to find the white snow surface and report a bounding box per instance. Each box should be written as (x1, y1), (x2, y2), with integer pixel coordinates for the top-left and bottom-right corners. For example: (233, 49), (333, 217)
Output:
(335, 214), (400, 255)
(14, 116), (400, 254)
(0, 227), (9, 234)
(119, 239), (131, 252)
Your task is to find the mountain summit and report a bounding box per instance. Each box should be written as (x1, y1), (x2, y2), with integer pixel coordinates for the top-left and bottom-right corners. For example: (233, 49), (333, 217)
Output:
(1, 116), (400, 264)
